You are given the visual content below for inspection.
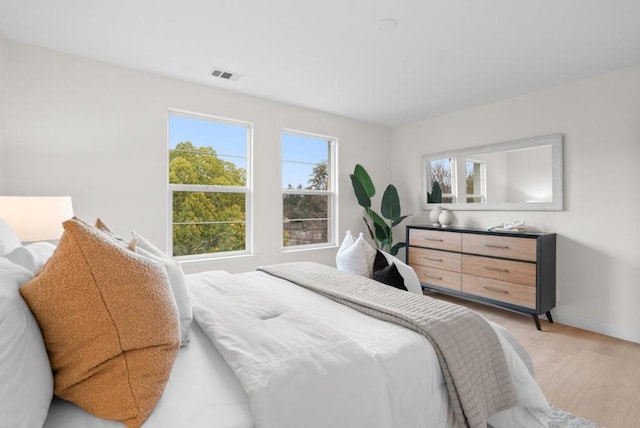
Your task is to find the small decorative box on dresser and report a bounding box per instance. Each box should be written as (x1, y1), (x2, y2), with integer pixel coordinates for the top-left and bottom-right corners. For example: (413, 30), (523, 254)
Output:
(406, 225), (556, 330)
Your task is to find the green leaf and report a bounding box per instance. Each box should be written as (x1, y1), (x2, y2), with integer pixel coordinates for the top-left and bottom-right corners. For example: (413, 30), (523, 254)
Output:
(374, 224), (390, 249)
(392, 214), (411, 227)
(368, 209), (390, 246)
(381, 184), (401, 221)
(353, 164), (375, 198)
(350, 174), (371, 209)
(367, 208), (387, 231)
(390, 242), (406, 256)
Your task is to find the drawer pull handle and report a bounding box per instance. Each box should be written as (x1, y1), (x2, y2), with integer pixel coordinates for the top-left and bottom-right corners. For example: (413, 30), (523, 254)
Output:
(423, 274), (443, 280)
(484, 266), (509, 273)
(425, 257), (443, 262)
(484, 243), (510, 249)
(483, 286), (509, 294)
(424, 238), (444, 242)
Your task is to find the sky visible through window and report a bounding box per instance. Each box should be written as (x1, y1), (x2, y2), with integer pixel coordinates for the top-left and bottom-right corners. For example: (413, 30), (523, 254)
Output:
(281, 132), (329, 189)
(169, 114), (247, 170)
(169, 115), (328, 189)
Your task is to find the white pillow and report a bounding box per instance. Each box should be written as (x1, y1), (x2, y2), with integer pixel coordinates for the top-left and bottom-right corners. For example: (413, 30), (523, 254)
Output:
(381, 251), (423, 295)
(336, 231), (376, 277)
(3, 242), (56, 274)
(131, 231), (193, 346)
(0, 258), (53, 427)
(337, 230), (356, 251)
(0, 218), (22, 256)
(336, 230), (364, 274)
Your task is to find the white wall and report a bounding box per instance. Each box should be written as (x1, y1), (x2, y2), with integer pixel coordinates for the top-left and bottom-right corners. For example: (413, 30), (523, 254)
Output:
(4, 38), (639, 344)
(505, 146), (553, 203)
(474, 151), (508, 203)
(0, 32), (5, 192)
(1, 41), (391, 273)
(392, 65), (640, 343)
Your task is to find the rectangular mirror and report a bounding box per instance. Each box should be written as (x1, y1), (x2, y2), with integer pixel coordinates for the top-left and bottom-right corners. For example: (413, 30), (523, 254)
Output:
(422, 134), (563, 211)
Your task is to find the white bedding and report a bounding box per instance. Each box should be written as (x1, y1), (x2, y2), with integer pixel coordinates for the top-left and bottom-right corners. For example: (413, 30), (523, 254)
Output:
(190, 270), (550, 428)
(44, 269), (549, 428)
(43, 319), (252, 428)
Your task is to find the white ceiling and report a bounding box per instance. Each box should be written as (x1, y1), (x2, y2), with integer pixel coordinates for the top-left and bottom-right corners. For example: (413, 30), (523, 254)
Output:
(1, 0), (640, 126)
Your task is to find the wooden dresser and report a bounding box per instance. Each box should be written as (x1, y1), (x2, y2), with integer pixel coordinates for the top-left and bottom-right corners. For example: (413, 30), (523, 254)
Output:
(406, 225), (556, 330)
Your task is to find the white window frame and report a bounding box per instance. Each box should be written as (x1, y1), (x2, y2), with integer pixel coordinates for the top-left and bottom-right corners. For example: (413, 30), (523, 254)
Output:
(464, 159), (487, 203)
(167, 109), (253, 260)
(427, 158), (457, 203)
(444, 159), (458, 203)
(281, 129), (338, 251)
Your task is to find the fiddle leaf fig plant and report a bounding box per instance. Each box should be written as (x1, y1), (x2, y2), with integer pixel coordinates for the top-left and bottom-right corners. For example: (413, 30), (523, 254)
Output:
(349, 164), (410, 255)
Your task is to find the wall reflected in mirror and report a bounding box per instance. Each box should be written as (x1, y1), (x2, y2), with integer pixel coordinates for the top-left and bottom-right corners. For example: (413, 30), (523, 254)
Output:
(423, 135), (563, 211)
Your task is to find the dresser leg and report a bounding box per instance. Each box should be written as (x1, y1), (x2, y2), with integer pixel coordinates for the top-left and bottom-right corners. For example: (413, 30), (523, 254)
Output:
(546, 311), (554, 324)
(533, 314), (542, 331)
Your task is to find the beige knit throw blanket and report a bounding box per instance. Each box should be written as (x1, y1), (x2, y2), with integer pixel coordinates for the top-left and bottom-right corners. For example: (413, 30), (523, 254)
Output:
(259, 262), (518, 428)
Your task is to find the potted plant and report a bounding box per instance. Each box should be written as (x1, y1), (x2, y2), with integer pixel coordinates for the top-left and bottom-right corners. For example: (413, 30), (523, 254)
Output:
(349, 164), (410, 255)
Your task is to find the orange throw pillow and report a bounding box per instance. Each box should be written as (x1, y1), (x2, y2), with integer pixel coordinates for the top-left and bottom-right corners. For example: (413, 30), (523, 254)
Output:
(20, 218), (179, 427)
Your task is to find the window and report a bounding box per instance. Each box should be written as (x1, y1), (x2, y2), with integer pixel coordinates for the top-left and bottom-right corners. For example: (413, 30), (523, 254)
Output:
(168, 111), (251, 258)
(465, 159), (486, 203)
(281, 131), (336, 249)
(429, 158), (457, 203)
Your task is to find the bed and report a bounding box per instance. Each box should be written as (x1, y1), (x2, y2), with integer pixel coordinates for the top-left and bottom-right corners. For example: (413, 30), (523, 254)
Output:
(0, 218), (550, 428)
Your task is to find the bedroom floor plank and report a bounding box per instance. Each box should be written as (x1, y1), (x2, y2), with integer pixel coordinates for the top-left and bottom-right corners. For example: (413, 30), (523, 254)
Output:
(424, 291), (640, 428)
(621, 390), (640, 428)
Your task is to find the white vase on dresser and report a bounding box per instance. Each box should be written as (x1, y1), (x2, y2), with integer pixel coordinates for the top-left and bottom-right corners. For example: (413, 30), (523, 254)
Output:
(438, 209), (454, 227)
(429, 207), (443, 226)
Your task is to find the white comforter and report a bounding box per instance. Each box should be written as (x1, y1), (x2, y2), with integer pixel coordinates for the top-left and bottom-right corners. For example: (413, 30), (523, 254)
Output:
(189, 270), (550, 428)
(43, 320), (252, 428)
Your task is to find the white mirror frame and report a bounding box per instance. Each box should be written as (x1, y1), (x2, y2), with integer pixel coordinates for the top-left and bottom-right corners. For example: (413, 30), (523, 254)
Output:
(422, 134), (564, 211)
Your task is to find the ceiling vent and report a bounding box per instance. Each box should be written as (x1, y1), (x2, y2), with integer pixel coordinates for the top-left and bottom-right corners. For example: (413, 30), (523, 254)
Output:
(211, 67), (243, 81)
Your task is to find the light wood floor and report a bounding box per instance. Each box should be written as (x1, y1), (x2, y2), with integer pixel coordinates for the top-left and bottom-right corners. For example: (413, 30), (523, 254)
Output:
(427, 292), (640, 428)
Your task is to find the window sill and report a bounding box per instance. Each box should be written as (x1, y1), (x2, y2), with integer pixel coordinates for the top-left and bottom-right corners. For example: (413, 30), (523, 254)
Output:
(176, 251), (253, 265)
(281, 244), (339, 254)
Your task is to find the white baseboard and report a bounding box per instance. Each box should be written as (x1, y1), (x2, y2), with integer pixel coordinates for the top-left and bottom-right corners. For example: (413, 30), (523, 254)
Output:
(553, 309), (640, 344)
